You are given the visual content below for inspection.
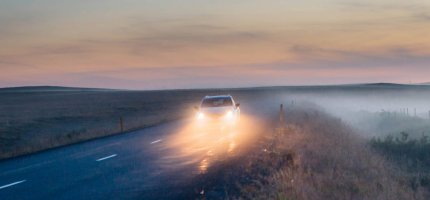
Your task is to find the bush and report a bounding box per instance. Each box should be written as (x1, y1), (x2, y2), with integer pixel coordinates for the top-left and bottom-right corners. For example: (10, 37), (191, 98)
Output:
(371, 133), (430, 168)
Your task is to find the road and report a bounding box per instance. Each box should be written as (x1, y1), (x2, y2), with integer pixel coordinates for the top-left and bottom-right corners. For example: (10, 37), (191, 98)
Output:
(0, 99), (280, 199)
(0, 120), (195, 199)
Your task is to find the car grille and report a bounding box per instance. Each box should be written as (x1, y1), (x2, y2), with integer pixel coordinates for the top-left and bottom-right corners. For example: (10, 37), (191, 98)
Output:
(206, 113), (224, 119)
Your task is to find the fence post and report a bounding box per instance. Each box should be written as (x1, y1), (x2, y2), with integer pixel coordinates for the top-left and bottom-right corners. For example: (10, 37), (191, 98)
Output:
(280, 104), (284, 125)
(120, 117), (124, 132)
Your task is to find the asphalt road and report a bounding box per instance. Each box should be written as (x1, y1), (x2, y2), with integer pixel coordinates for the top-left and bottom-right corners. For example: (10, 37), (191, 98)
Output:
(0, 120), (198, 199)
(0, 99), (280, 200)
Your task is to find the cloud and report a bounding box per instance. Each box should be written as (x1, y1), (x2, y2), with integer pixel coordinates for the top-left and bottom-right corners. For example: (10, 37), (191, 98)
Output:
(76, 21), (269, 56)
(413, 13), (430, 22)
(22, 45), (90, 57)
(285, 44), (430, 69)
(128, 31), (267, 54)
(54, 66), (251, 89)
(337, 1), (428, 13)
(0, 56), (36, 70)
(63, 42), (430, 89)
(335, 1), (430, 28)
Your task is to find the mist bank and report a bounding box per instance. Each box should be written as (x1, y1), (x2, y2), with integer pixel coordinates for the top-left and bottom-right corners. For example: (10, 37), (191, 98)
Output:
(272, 84), (430, 138)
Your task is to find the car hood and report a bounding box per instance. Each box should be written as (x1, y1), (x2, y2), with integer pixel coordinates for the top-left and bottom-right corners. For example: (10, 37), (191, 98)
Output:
(200, 106), (233, 115)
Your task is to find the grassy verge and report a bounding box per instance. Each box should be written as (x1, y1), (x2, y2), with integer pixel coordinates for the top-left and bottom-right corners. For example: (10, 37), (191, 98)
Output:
(191, 104), (420, 199)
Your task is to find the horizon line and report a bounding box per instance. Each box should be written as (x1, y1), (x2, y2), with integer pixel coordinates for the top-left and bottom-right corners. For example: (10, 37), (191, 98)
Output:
(1, 82), (428, 92)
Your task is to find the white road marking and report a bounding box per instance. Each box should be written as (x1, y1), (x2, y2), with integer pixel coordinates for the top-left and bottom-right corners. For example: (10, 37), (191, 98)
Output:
(0, 180), (26, 190)
(150, 139), (162, 144)
(96, 154), (117, 162)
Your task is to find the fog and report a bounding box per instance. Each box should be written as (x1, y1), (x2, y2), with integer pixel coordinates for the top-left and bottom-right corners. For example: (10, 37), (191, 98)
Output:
(275, 86), (430, 138)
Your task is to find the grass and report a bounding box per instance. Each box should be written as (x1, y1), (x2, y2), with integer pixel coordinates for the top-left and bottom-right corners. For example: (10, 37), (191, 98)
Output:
(190, 103), (423, 199)
(241, 104), (421, 199)
(371, 133), (430, 193)
(0, 88), (206, 159)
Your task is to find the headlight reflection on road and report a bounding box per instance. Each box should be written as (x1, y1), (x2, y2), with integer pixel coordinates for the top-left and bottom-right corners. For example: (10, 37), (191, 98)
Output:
(157, 114), (260, 175)
(228, 141), (236, 153)
(199, 158), (209, 173)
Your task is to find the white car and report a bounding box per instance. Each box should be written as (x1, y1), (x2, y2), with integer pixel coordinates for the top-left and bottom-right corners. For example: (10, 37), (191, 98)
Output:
(195, 95), (240, 126)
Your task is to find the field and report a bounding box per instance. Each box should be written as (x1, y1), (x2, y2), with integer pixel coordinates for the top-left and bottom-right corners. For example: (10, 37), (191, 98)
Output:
(1, 84), (430, 199)
(0, 87), (201, 159)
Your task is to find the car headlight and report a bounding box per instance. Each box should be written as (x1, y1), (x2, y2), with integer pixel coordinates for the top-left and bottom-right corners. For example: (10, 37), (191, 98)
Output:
(196, 112), (205, 120)
(225, 111), (233, 119)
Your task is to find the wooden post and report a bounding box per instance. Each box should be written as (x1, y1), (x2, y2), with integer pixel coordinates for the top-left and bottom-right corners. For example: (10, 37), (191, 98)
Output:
(120, 117), (124, 132)
(280, 104), (284, 125)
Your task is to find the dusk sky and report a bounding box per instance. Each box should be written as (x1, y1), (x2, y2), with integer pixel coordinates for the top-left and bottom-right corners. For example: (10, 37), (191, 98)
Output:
(1, 0), (430, 89)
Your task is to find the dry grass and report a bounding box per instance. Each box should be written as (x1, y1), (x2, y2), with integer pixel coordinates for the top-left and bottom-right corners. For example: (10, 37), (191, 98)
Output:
(0, 89), (205, 159)
(370, 133), (430, 195)
(236, 104), (423, 200)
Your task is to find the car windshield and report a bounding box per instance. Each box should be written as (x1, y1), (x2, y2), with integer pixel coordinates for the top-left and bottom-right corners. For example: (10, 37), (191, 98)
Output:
(201, 97), (233, 107)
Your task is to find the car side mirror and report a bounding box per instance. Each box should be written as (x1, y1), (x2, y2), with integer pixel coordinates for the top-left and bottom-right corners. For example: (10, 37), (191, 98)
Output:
(235, 103), (240, 108)
(193, 106), (199, 111)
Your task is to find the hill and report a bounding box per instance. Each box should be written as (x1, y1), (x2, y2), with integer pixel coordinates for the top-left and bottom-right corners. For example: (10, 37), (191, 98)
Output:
(0, 86), (115, 93)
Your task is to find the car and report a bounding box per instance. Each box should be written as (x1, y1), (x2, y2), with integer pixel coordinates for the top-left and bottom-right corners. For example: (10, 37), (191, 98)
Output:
(194, 95), (240, 128)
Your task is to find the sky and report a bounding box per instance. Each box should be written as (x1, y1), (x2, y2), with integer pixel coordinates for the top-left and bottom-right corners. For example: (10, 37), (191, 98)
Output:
(1, 0), (430, 89)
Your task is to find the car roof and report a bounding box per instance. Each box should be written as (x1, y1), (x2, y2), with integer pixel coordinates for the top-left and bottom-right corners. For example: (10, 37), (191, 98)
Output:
(203, 95), (232, 99)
